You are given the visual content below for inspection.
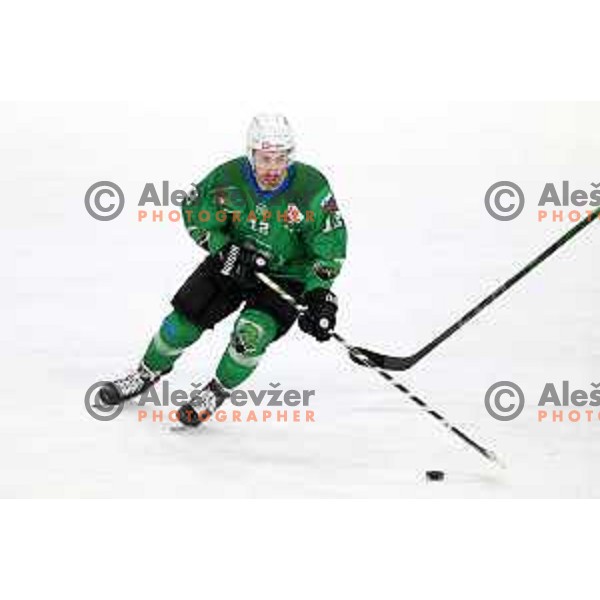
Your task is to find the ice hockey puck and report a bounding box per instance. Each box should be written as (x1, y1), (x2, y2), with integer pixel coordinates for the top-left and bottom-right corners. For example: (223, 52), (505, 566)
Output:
(425, 470), (445, 482)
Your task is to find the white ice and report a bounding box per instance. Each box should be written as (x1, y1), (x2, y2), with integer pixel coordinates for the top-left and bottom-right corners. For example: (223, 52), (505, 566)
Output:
(2, 101), (599, 497)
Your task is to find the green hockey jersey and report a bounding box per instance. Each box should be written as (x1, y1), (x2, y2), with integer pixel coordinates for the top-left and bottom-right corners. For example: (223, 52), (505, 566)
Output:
(182, 157), (347, 292)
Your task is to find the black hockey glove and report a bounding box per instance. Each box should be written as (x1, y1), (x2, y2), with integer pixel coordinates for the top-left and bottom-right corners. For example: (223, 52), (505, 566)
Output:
(216, 243), (268, 288)
(298, 289), (338, 342)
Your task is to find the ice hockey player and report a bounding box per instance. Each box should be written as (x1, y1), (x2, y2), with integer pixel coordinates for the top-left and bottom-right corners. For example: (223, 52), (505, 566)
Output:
(98, 114), (347, 426)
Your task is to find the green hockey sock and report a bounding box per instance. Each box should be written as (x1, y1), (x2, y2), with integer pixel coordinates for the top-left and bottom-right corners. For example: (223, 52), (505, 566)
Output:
(143, 310), (203, 373)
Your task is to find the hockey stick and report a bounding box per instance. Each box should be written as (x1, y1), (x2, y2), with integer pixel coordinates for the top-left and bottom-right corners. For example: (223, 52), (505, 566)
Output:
(349, 206), (600, 371)
(256, 272), (503, 466)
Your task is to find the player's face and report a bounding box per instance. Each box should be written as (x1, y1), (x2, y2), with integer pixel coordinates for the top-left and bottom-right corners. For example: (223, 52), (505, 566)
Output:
(253, 150), (290, 190)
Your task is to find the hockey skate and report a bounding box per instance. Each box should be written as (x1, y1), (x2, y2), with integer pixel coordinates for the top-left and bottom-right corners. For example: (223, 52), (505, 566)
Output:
(98, 362), (168, 406)
(177, 379), (230, 427)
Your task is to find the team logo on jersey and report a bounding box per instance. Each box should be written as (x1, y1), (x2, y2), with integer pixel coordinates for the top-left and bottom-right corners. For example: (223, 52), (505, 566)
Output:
(284, 203), (304, 224)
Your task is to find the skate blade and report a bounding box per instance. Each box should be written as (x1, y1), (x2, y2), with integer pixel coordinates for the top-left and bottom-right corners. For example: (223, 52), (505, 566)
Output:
(168, 423), (206, 434)
(92, 399), (139, 411)
(92, 401), (128, 409)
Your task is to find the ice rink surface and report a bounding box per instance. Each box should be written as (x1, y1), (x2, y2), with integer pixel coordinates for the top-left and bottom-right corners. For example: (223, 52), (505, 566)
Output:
(2, 101), (599, 497)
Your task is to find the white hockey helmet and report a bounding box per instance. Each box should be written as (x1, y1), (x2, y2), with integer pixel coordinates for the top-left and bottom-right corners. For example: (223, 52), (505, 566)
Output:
(246, 113), (295, 166)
